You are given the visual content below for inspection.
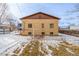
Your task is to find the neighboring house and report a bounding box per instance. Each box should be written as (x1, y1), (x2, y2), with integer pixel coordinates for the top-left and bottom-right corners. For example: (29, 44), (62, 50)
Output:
(59, 26), (69, 30)
(69, 25), (79, 30)
(0, 24), (16, 34)
(20, 12), (60, 36)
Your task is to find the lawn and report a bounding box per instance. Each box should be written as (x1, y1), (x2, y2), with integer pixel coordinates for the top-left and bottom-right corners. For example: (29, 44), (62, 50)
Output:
(13, 40), (79, 56)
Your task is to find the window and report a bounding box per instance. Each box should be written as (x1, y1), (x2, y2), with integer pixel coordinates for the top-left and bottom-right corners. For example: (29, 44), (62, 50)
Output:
(28, 32), (32, 35)
(28, 24), (32, 28)
(42, 24), (44, 28)
(41, 32), (45, 35)
(50, 32), (53, 35)
(50, 24), (54, 28)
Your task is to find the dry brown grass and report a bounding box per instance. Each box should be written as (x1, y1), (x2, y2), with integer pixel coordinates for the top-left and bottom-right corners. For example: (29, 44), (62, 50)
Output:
(13, 40), (79, 56)
(13, 47), (20, 54)
(19, 40), (45, 56)
(48, 41), (79, 56)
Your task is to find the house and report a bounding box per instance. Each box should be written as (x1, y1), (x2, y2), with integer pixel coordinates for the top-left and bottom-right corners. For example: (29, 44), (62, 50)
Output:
(59, 26), (69, 30)
(20, 12), (60, 36)
(0, 24), (16, 34)
(68, 25), (79, 30)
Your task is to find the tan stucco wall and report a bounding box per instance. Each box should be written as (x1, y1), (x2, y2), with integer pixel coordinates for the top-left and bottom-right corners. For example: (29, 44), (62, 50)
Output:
(20, 19), (58, 36)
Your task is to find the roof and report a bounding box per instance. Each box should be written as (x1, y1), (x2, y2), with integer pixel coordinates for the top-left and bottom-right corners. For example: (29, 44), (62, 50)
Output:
(20, 12), (60, 20)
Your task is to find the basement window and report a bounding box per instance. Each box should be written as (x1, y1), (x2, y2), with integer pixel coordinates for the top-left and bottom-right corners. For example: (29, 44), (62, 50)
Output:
(41, 32), (45, 35)
(28, 32), (32, 35)
(50, 32), (53, 35)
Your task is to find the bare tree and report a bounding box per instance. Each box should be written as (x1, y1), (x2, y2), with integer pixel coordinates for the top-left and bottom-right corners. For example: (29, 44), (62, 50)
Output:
(0, 3), (16, 33)
(0, 3), (8, 24)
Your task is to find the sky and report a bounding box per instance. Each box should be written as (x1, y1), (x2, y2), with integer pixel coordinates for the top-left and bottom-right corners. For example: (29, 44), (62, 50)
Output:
(8, 3), (79, 27)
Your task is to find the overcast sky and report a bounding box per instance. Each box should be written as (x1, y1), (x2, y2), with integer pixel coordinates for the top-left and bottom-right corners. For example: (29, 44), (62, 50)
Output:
(8, 3), (79, 27)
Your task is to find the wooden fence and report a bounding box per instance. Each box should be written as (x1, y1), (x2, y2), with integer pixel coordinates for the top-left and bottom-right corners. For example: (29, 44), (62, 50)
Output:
(59, 29), (79, 37)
